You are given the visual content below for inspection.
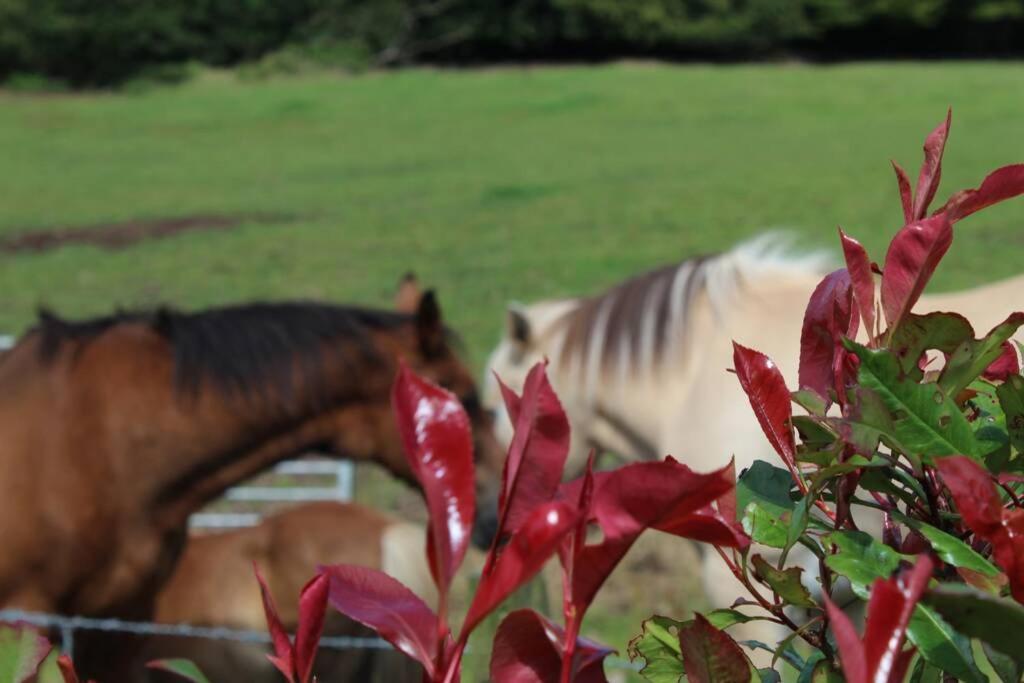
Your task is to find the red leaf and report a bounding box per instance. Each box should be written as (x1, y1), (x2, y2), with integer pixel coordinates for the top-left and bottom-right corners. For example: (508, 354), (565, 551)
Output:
(392, 363), (475, 595)
(56, 654), (88, 683)
(982, 341), (1020, 381)
(496, 362), (571, 538)
(891, 160), (913, 224)
(462, 502), (578, 637)
(840, 228), (877, 339)
(254, 563), (296, 683)
(490, 609), (612, 683)
(825, 556), (933, 683)
(322, 563), (440, 676)
(561, 458), (740, 612)
(934, 456), (1003, 534)
(677, 613), (751, 683)
(935, 457), (1024, 602)
(880, 213), (953, 329)
(799, 269), (856, 401)
(733, 342), (796, 468)
(824, 595), (867, 683)
(912, 109), (951, 220)
(993, 509), (1024, 603)
(938, 164), (1024, 222)
(862, 556), (932, 683)
(294, 573), (328, 683)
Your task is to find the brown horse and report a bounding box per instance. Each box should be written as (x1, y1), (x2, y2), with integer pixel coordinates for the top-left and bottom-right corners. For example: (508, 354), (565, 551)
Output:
(0, 282), (502, 677)
(131, 502), (432, 683)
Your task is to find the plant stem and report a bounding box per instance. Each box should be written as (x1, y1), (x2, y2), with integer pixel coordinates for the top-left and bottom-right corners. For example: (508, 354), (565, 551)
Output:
(559, 607), (581, 683)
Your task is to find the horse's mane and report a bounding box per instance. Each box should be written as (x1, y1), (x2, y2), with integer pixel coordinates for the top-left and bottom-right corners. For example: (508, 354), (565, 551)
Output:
(31, 302), (417, 407)
(555, 233), (832, 384)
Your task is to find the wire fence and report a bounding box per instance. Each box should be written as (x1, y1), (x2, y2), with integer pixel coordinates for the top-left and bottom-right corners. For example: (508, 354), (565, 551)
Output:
(0, 609), (393, 661)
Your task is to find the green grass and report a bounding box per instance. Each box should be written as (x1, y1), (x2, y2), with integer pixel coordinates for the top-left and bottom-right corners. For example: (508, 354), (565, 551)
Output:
(3, 62), (1024, 680)
(2, 63), (1024, 369)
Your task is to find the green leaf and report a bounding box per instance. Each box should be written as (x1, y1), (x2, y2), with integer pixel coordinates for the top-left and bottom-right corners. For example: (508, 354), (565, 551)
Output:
(924, 585), (1024, 666)
(737, 461), (796, 516)
(889, 511), (1000, 577)
(742, 501), (790, 549)
(824, 531), (987, 683)
(784, 496), (810, 556)
(757, 668), (782, 683)
(845, 340), (981, 460)
(797, 652), (843, 683)
(704, 609), (760, 631)
(750, 555), (816, 609)
(0, 625), (52, 683)
(792, 389), (828, 417)
(997, 374), (1024, 454)
(939, 313), (1024, 397)
(889, 312), (974, 376)
(145, 659), (214, 683)
(628, 616), (686, 683)
(984, 642), (1023, 683)
(908, 655), (942, 683)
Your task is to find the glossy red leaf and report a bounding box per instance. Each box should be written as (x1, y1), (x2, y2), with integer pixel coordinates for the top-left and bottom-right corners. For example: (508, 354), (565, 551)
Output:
(912, 109), (951, 220)
(294, 573), (328, 683)
(799, 269), (856, 401)
(392, 363), (475, 594)
(938, 163), (1024, 222)
(825, 556), (932, 683)
(840, 228), (877, 339)
(936, 456), (1024, 602)
(880, 213), (953, 329)
(733, 342), (796, 468)
(677, 613), (751, 683)
(934, 456), (1003, 534)
(561, 458), (740, 612)
(891, 160), (913, 224)
(490, 609), (612, 683)
(982, 342), (1020, 381)
(56, 656), (79, 683)
(462, 501), (578, 637)
(254, 563), (296, 683)
(496, 362), (571, 538)
(322, 563), (440, 676)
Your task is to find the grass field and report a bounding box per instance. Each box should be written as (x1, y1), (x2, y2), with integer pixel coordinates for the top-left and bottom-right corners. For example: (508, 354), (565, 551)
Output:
(2, 62), (1024, 370)
(4, 61), (1024, 681)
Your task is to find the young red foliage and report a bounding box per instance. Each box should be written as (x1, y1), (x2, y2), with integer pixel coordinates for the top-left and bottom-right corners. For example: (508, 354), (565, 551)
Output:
(839, 228), (877, 340)
(462, 501), (579, 636)
(495, 362), (571, 538)
(912, 109), (951, 219)
(322, 564), (441, 677)
(935, 456), (1024, 602)
(824, 555), (933, 683)
(254, 566), (328, 683)
(937, 163), (1024, 222)
(677, 613), (751, 683)
(799, 268), (857, 402)
(982, 342), (1020, 381)
(56, 655), (85, 683)
(559, 458), (742, 613)
(880, 213), (953, 330)
(733, 342), (797, 472)
(490, 609), (613, 683)
(891, 160), (914, 224)
(392, 362), (475, 596)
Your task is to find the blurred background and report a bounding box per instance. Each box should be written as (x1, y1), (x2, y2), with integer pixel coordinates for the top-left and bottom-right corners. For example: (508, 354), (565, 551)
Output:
(1, 1), (1024, 681)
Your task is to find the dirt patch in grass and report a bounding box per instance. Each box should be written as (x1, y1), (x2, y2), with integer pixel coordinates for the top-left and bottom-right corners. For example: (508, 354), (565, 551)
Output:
(0, 213), (292, 254)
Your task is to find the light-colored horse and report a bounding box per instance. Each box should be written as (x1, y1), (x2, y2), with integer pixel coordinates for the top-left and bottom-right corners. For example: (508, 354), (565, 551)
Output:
(483, 233), (1023, 651)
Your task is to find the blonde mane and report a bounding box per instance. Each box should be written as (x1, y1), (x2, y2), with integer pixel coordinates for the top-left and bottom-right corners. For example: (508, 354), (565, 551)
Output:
(549, 233), (831, 391)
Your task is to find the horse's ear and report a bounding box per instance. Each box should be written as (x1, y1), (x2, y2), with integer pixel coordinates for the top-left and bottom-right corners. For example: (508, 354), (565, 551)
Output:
(395, 272), (422, 313)
(506, 303), (531, 347)
(416, 289), (444, 356)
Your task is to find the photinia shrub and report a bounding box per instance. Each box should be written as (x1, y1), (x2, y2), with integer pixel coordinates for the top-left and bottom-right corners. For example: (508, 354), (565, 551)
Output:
(628, 111), (1024, 682)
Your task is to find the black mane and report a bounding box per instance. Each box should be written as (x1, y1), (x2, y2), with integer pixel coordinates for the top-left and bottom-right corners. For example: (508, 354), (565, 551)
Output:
(33, 302), (415, 408)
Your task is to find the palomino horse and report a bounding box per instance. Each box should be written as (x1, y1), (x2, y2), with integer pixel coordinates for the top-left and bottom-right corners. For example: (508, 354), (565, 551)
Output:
(483, 234), (1023, 646)
(127, 502), (433, 683)
(0, 282), (503, 678)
